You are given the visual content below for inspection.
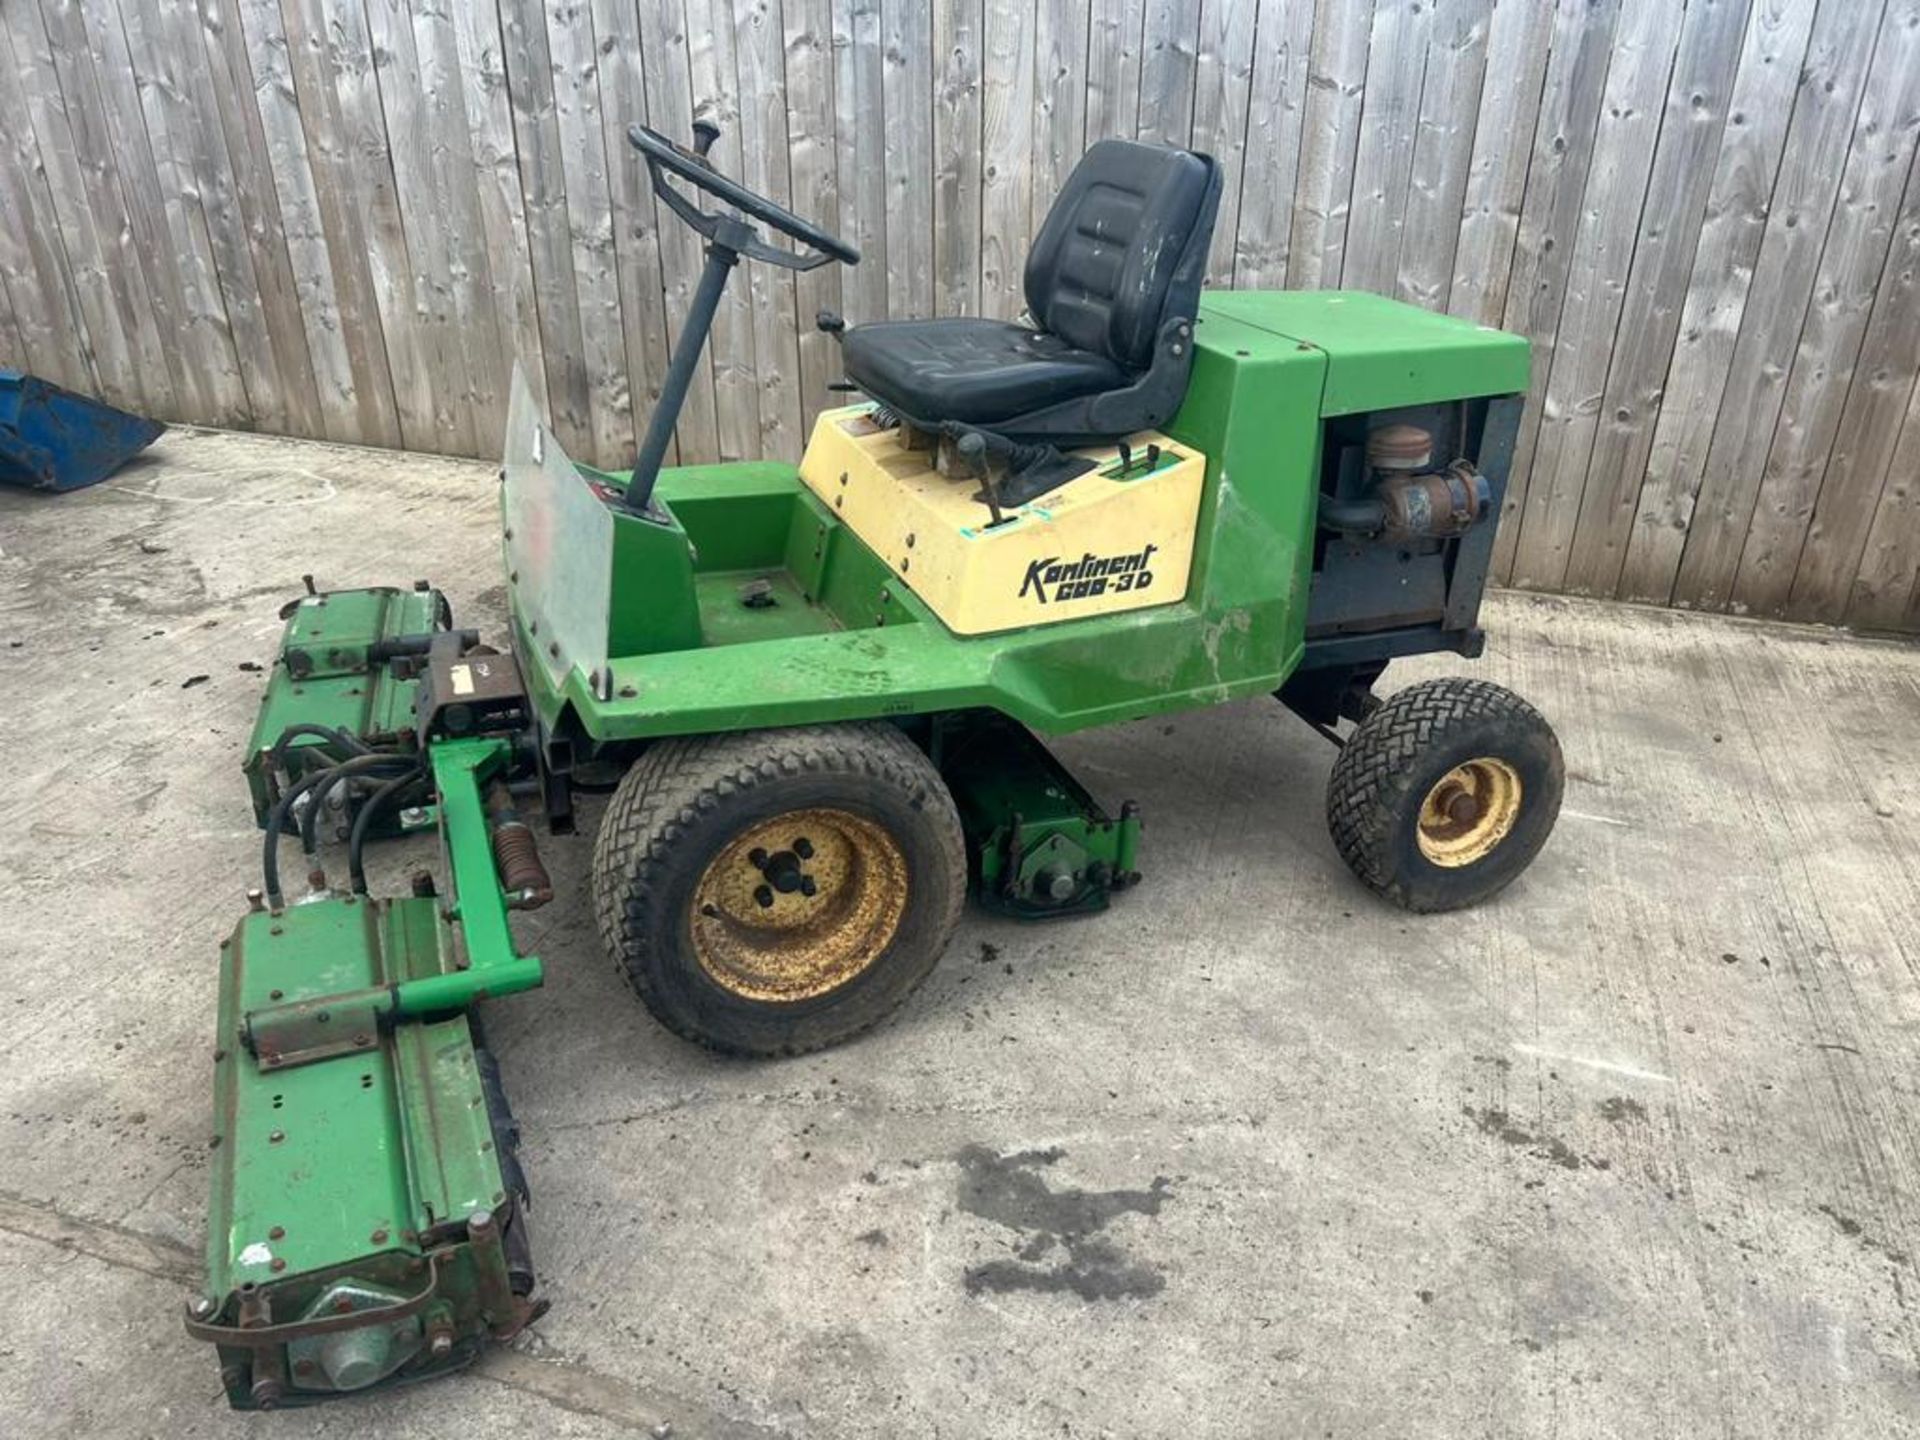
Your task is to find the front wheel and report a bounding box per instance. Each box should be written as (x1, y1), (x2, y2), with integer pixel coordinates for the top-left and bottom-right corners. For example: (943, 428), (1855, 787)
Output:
(1326, 678), (1563, 912)
(592, 722), (966, 1056)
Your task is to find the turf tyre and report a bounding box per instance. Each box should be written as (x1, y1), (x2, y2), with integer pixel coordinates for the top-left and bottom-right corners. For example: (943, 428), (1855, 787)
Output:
(1326, 678), (1562, 912)
(592, 722), (966, 1056)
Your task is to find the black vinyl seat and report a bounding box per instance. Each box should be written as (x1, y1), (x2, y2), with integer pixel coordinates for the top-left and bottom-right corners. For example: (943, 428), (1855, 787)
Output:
(841, 318), (1128, 425)
(840, 140), (1222, 449)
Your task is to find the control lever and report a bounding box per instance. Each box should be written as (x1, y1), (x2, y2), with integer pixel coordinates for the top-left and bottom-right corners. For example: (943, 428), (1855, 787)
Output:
(690, 119), (720, 159)
(957, 432), (1005, 527)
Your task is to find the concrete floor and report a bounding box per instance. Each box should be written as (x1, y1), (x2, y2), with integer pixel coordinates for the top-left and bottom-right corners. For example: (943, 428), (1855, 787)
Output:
(3, 426), (1919, 1439)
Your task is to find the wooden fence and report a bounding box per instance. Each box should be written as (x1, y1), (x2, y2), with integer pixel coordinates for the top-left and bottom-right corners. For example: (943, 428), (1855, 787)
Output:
(2, 0), (1918, 632)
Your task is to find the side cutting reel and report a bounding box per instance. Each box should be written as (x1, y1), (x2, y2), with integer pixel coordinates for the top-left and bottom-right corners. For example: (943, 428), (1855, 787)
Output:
(190, 585), (551, 1407)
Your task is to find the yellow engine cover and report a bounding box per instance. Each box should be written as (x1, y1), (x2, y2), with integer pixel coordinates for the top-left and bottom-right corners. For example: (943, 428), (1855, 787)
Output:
(797, 406), (1207, 636)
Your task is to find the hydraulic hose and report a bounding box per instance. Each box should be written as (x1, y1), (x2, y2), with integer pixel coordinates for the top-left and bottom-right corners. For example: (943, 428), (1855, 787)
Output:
(267, 723), (371, 778)
(263, 753), (414, 906)
(347, 764), (427, 895)
(298, 754), (410, 856)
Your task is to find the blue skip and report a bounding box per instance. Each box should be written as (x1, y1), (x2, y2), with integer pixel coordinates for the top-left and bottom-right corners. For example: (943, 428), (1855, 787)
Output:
(0, 370), (166, 492)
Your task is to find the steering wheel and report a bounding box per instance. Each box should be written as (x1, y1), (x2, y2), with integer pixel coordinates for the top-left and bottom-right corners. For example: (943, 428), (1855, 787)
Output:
(629, 121), (859, 271)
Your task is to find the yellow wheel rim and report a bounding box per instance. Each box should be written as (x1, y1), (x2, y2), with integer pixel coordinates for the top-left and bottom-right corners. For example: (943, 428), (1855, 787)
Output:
(1416, 758), (1524, 868)
(690, 807), (909, 1002)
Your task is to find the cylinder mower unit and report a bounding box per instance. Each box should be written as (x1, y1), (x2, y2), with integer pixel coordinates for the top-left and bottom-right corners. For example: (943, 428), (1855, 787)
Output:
(191, 590), (551, 1408)
(192, 118), (1566, 1408)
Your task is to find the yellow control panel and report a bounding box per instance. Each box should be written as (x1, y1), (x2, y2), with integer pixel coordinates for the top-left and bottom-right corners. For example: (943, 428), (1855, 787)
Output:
(797, 406), (1207, 636)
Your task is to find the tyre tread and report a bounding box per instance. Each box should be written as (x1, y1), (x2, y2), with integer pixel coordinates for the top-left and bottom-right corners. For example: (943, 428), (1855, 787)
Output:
(1326, 677), (1557, 910)
(591, 723), (965, 1056)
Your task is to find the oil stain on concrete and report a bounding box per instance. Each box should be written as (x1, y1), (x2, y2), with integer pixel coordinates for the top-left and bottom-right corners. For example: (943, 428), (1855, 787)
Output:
(1463, 1106), (1612, 1172)
(954, 1144), (1172, 1300)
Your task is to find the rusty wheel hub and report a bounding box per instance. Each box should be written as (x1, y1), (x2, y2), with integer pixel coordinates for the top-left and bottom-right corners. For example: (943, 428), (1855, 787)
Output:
(690, 807), (908, 1001)
(1416, 757), (1523, 868)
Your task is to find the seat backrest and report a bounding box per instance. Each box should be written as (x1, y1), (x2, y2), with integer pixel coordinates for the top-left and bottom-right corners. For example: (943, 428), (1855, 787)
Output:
(1022, 140), (1222, 373)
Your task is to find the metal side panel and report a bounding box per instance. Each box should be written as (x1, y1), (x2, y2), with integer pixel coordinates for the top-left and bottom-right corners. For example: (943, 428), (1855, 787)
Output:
(208, 900), (420, 1302)
(796, 404), (1207, 635)
(501, 364), (612, 692)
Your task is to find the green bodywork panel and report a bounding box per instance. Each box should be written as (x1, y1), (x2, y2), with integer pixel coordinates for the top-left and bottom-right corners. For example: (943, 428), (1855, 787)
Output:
(1196, 289), (1530, 416)
(502, 289), (1530, 748)
(243, 587), (442, 826)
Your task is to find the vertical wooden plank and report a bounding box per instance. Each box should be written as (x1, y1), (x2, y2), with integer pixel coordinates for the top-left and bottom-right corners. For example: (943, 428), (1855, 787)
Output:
(450, 0), (549, 422)
(1231, 0), (1315, 290)
(736, 0), (806, 458)
(408, 0), (515, 456)
(1397, 0), (1494, 311)
(635, 0), (721, 460)
(683, 0), (759, 461)
(786, 0), (843, 425)
(979, 0), (1034, 320)
(0, 15), (99, 393)
(1731, 2), (1920, 615)
(73, 0), (250, 424)
(542, 0), (637, 466)
(1189, 0), (1257, 288)
(1617, 0), (1818, 603)
(1136, 0), (1198, 147)
(2, 3), (141, 402)
(932, 0), (983, 317)
(832, 0), (889, 328)
(1341, 0), (1435, 294)
(362, 0), (478, 454)
(1559, 0), (1756, 596)
(1667, 0), (1891, 610)
(195, 0), (326, 438)
(1286, 0), (1372, 290)
(1508, 0), (1686, 591)
(287, 0), (440, 450)
(1487, 0), (1623, 583)
(239, 0), (401, 446)
(1032, 0), (1088, 229)
(589, 0), (672, 457)
(132, 0), (299, 434)
(1083, 0), (1143, 144)
(1845, 374), (1920, 630)
(1448, 0), (1554, 325)
(499, 0), (594, 452)
(882, 0), (935, 319)
(1789, 152), (1920, 621)
(0, 279), (24, 372)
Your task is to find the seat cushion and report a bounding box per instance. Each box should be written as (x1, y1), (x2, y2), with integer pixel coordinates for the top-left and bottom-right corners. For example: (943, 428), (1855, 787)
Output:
(1024, 140), (1218, 371)
(841, 317), (1128, 427)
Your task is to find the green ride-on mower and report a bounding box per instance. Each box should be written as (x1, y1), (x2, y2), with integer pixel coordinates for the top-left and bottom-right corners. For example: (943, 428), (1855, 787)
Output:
(187, 120), (1563, 1407)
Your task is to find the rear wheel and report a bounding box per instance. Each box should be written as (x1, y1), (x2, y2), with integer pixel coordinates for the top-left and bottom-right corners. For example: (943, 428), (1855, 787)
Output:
(1326, 678), (1563, 912)
(592, 723), (966, 1056)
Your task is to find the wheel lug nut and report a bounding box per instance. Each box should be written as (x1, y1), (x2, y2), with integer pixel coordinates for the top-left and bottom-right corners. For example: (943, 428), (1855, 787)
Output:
(748, 848), (769, 868)
(754, 884), (774, 909)
(799, 876), (817, 897)
(793, 837), (814, 859)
